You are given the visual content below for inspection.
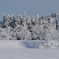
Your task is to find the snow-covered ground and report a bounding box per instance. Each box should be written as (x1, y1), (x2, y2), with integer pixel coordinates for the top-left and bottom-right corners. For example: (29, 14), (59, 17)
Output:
(0, 40), (59, 59)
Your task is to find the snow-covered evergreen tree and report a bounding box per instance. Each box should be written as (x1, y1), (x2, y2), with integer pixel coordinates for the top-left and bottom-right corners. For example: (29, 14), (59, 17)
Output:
(0, 12), (58, 42)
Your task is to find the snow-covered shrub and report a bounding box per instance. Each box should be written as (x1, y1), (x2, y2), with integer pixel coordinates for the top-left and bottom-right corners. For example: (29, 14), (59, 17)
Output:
(17, 26), (32, 40)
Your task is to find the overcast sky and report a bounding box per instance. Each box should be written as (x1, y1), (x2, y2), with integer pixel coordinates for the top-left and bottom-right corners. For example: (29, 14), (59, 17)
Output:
(0, 0), (59, 20)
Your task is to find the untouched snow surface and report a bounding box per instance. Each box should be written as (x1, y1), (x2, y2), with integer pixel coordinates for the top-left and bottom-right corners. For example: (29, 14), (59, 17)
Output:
(0, 40), (59, 59)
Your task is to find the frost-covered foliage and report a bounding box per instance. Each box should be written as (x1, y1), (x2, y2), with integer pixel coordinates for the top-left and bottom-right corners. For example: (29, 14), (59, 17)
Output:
(0, 12), (59, 43)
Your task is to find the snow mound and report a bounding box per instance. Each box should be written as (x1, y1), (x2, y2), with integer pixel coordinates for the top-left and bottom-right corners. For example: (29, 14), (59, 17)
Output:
(22, 40), (59, 48)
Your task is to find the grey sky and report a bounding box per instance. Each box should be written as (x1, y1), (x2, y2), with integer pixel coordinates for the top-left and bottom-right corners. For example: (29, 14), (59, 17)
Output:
(0, 0), (59, 20)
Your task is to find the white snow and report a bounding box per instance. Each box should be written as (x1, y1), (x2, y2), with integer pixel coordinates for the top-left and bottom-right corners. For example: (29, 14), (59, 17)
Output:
(0, 40), (59, 59)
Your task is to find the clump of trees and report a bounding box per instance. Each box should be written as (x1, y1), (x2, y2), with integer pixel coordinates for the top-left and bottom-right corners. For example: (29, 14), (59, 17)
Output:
(0, 12), (59, 40)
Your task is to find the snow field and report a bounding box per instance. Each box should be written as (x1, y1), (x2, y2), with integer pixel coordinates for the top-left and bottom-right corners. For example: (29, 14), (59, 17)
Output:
(0, 40), (59, 59)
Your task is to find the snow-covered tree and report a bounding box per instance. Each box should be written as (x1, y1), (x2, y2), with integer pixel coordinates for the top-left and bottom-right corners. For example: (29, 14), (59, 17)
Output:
(0, 12), (58, 42)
